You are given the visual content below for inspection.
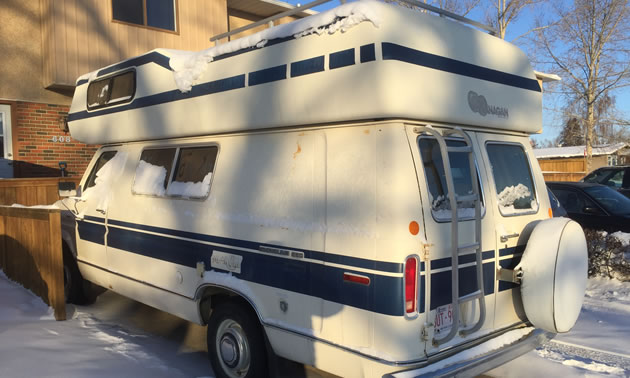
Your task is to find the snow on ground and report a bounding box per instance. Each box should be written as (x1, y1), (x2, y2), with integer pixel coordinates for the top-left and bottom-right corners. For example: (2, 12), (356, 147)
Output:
(486, 277), (630, 377)
(1, 269), (629, 377)
(0, 271), (211, 378)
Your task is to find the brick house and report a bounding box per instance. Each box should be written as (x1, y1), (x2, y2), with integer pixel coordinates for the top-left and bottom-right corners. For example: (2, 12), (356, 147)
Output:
(1, 0), (310, 178)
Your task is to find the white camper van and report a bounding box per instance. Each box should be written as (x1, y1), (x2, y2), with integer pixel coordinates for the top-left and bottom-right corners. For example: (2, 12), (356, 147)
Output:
(60, 1), (588, 377)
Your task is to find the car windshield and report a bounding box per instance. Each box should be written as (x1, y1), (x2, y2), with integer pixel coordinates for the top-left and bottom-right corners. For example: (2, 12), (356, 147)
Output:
(582, 168), (618, 184)
(583, 185), (630, 215)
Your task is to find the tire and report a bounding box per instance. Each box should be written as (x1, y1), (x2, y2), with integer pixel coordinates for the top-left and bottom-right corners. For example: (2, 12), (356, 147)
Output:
(207, 300), (268, 378)
(62, 246), (99, 305)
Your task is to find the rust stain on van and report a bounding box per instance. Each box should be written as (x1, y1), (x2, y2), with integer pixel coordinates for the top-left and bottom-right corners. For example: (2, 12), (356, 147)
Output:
(293, 143), (302, 159)
(364, 129), (370, 134)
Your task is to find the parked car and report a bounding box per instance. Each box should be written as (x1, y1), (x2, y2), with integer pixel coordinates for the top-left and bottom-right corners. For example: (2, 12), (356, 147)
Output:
(547, 185), (567, 217)
(582, 166), (630, 198)
(547, 181), (630, 232)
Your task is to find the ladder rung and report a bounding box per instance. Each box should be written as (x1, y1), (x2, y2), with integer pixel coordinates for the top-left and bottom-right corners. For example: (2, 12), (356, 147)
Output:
(447, 146), (472, 153)
(458, 242), (480, 253)
(456, 194), (478, 203)
(458, 290), (482, 304)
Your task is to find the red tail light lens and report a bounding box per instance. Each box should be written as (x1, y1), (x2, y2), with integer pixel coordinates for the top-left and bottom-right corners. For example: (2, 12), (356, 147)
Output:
(405, 257), (417, 313)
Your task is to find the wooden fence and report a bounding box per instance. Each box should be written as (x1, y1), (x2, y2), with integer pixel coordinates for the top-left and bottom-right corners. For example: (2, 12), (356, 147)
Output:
(538, 158), (587, 182)
(0, 177), (81, 206)
(0, 206), (65, 320)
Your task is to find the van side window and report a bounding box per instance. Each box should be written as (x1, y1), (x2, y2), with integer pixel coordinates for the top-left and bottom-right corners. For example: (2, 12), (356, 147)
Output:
(132, 148), (177, 196)
(419, 138), (483, 221)
(167, 146), (218, 198)
(87, 71), (135, 110)
(486, 143), (538, 215)
(85, 151), (118, 188)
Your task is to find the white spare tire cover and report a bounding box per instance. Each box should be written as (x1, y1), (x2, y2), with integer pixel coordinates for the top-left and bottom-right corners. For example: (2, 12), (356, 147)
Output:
(516, 217), (587, 333)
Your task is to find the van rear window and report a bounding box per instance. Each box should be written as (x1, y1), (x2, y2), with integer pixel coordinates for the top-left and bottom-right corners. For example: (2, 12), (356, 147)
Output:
(486, 143), (538, 215)
(418, 138), (483, 221)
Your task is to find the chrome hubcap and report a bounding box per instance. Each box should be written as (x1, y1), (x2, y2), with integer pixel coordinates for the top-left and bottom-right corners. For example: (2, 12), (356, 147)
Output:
(216, 319), (250, 378)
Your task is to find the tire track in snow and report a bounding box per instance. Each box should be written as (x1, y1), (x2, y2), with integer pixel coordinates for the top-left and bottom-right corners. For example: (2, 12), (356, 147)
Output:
(541, 339), (630, 374)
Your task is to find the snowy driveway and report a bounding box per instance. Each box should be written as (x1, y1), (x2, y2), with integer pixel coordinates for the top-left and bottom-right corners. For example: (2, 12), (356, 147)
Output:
(1, 271), (629, 377)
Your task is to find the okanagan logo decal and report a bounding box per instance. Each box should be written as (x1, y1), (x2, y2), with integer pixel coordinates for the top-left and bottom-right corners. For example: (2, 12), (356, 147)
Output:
(467, 91), (509, 119)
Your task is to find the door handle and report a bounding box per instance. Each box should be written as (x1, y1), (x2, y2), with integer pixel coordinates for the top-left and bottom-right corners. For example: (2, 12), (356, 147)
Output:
(500, 233), (520, 243)
(96, 208), (106, 215)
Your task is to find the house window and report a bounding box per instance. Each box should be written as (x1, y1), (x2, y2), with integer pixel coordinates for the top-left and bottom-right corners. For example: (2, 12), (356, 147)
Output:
(112, 0), (177, 32)
(608, 155), (618, 166)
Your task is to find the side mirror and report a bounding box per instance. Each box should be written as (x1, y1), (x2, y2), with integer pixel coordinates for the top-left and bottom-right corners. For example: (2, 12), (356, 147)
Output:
(58, 182), (80, 197)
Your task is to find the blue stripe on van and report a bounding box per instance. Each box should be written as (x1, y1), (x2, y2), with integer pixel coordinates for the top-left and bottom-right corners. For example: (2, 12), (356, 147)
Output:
(96, 217), (405, 274)
(67, 74), (246, 122)
(329, 48), (355, 69)
(291, 56), (325, 77)
(249, 65), (287, 86)
(78, 218), (511, 315)
(360, 44), (376, 63)
(97, 51), (171, 77)
(102, 223), (406, 316)
(430, 262), (495, 310)
(381, 42), (541, 92)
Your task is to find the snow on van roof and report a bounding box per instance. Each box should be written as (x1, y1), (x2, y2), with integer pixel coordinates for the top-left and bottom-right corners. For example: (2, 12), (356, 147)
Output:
(533, 143), (628, 159)
(167, 0), (382, 92)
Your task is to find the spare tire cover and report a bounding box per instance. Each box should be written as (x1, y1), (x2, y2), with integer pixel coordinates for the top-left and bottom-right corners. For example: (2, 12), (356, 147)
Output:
(516, 217), (587, 333)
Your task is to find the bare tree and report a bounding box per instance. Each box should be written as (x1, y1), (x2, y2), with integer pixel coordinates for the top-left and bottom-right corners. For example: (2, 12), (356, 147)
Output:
(537, 0), (630, 170)
(427, 0), (481, 16)
(486, 0), (544, 40)
(386, 0), (482, 16)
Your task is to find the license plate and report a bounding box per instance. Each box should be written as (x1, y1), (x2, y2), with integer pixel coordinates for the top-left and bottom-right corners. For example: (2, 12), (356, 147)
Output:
(435, 304), (454, 334)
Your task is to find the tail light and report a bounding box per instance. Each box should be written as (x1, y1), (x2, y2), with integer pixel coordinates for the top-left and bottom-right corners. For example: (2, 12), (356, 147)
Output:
(405, 257), (418, 313)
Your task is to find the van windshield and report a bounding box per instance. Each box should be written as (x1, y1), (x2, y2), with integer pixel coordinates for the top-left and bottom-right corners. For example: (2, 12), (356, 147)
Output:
(418, 138), (481, 221)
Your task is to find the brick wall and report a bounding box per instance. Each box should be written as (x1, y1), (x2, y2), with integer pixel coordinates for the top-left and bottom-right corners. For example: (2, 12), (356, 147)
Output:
(14, 102), (98, 178)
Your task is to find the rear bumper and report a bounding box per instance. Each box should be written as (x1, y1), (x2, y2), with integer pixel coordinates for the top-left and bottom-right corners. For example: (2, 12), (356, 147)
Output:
(384, 328), (553, 378)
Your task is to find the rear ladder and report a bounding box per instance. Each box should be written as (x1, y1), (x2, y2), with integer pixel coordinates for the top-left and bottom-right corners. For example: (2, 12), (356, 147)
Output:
(413, 125), (486, 347)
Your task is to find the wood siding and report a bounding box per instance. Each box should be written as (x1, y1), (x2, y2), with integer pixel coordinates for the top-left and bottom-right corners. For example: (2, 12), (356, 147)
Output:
(0, 207), (65, 320)
(538, 156), (609, 182)
(41, 0), (229, 88)
(0, 177), (81, 206)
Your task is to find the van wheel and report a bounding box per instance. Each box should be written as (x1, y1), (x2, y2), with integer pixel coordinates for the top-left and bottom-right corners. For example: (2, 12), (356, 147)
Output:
(63, 248), (83, 304)
(207, 300), (268, 378)
(63, 247), (98, 305)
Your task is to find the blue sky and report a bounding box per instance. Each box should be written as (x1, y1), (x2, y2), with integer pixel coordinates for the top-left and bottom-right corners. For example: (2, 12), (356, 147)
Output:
(284, 0), (629, 145)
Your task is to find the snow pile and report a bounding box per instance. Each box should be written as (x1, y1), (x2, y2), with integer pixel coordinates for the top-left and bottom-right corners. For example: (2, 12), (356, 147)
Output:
(394, 328), (535, 377)
(498, 183), (531, 207)
(166, 172), (212, 198)
(585, 276), (630, 304)
(80, 152), (128, 214)
(10, 204), (60, 210)
(168, 1), (382, 92)
(610, 231), (630, 247)
(132, 160), (167, 196)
